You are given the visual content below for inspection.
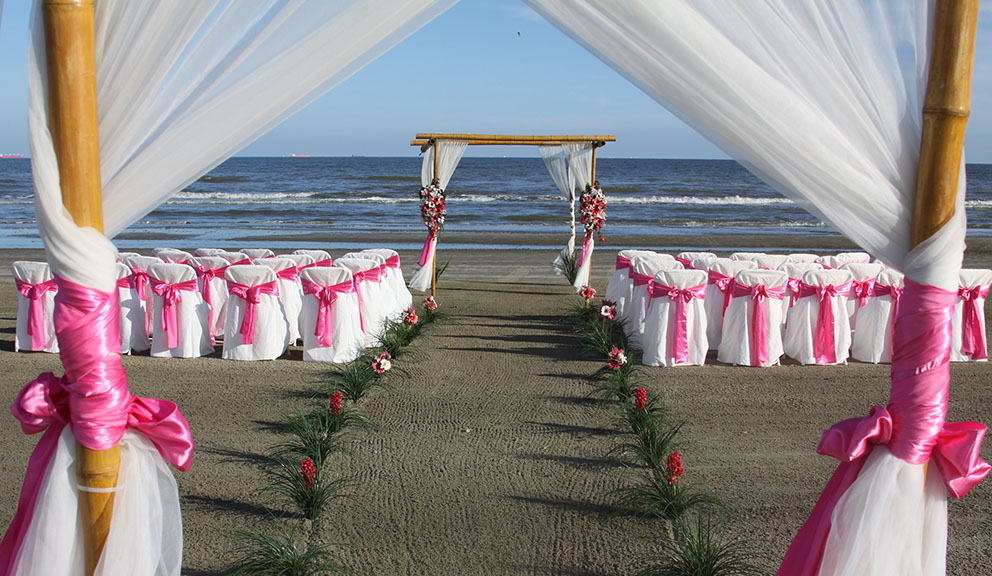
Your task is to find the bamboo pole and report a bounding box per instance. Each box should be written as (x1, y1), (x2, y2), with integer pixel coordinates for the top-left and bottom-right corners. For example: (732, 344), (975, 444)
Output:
(431, 140), (439, 297)
(43, 2), (118, 575)
(911, 0), (979, 248)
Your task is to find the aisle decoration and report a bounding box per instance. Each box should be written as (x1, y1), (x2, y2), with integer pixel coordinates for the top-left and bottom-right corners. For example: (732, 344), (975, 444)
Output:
(418, 183), (446, 266)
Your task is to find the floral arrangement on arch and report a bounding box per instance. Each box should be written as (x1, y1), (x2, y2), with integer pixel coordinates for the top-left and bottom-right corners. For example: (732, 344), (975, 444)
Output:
(419, 184), (446, 236)
(579, 182), (607, 240)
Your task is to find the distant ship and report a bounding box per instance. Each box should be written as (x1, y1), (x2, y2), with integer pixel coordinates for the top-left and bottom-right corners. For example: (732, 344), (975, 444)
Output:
(0, 154), (25, 159)
(290, 154), (312, 158)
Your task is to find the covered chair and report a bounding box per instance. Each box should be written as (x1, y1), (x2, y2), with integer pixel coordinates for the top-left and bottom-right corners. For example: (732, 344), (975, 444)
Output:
(115, 250), (141, 260)
(753, 254), (789, 270)
(624, 254), (683, 350)
(223, 265), (289, 361)
(12, 261), (59, 353)
(717, 269), (787, 367)
(816, 252), (870, 269)
(642, 269), (708, 367)
(787, 253), (820, 264)
(121, 254), (161, 336)
(300, 266), (365, 363)
(334, 257), (388, 347)
(851, 269), (904, 364)
(341, 251), (398, 319)
(254, 256), (304, 343)
(951, 268), (992, 362)
(147, 263), (213, 358)
(783, 268), (854, 365)
(241, 248), (275, 260)
(278, 252), (317, 272)
(604, 249), (655, 317)
(843, 262), (886, 329)
(193, 248), (226, 257)
(780, 261), (824, 317)
(293, 248), (333, 267)
(189, 256), (231, 343)
(703, 258), (757, 351)
(675, 251), (716, 269)
(153, 248), (193, 265)
(729, 251), (765, 262)
(216, 250), (253, 266)
(364, 248), (413, 312)
(115, 261), (149, 354)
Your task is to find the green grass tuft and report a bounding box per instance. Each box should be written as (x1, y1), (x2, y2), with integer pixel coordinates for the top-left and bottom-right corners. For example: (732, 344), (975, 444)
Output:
(228, 528), (350, 575)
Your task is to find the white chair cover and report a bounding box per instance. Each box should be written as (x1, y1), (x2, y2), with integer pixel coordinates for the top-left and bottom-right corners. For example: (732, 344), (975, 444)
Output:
(215, 250), (252, 266)
(116, 251), (141, 260)
(146, 263), (212, 358)
(625, 254), (684, 350)
(784, 269), (855, 365)
(843, 262), (886, 328)
(115, 262), (149, 355)
(676, 251), (716, 269)
(851, 269), (905, 364)
(703, 258), (757, 351)
(334, 257), (389, 347)
(292, 249), (333, 267)
(753, 254), (789, 270)
(604, 249), (655, 318)
(153, 249), (193, 265)
(278, 253), (317, 270)
(780, 261), (825, 321)
(189, 256), (230, 342)
(951, 269), (992, 362)
(787, 253), (820, 264)
(729, 252), (765, 262)
(193, 248), (225, 257)
(642, 269), (709, 367)
(254, 257), (303, 343)
(121, 255), (162, 339)
(223, 265), (289, 361)
(12, 261), (59, 353)
(718, 269), (787, 367)
(241, 248), (275, 259)
(300, 267), (365, 363)
(817, 252), (871, 269)
(364, 248), (413, 312)
(341, 251), (398, 319)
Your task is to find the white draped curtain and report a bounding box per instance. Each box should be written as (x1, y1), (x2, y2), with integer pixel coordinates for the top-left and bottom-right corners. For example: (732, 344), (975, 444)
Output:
(539, 144), (578, 268)
(567, 142), (593, 191)
(410, 139), (468, 291)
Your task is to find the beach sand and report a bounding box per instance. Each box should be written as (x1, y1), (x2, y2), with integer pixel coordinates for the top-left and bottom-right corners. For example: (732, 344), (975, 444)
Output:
(0, 235), (990, 574)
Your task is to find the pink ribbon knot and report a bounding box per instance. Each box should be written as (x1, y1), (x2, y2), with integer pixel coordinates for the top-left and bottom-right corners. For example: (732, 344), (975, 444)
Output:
(227, 280), (279, 344)
(15, 279), (57, 350)
(958, 284), (990, 360)
(787, 277), (802, 307)
(129, 270), (149, 301)
(650, 282), (706, 364)
(302, 279), (357, 346)
(190, 265), (229, 339)
(384, 255), (401, 269)
(851, 279), (875, 308)
(729, 280), (785, 366)
(707, 270), (735, 317)
(276, 266), (301, 283)
(149, 278), (199, 349)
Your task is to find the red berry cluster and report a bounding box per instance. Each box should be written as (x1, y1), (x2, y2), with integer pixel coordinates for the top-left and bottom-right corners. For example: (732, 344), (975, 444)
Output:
(330, 391), (343, 416)
(301, 457), (316, 491)
(666, 452), (684, 486)
(634, 387), (647, 414)
(420, 185), (446, 234)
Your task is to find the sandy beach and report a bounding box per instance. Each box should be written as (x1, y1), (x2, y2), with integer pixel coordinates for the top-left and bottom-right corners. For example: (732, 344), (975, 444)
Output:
(0, 234), (990, 574)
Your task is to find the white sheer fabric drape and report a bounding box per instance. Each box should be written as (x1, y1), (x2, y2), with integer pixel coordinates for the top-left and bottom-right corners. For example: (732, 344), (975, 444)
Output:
(539, 144), (577, 269)
(410, 140), (468, 292)
(567, 142), (593, 190)
(23, 1), (457, 574)
(524, 1), (966, 574)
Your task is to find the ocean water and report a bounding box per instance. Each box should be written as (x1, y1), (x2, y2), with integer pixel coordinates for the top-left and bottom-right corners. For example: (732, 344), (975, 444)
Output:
(1, 157), (991, 249)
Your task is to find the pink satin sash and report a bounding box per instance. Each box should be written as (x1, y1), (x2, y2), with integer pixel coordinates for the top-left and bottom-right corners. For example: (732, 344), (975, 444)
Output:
(302, 279), (356, 346)
(778, 278), (989, 576)
(958, 284), (990, 360)
(149, 278), (199, 349)
(870, 282), (903, 329)
(674, 256), (693, 269)
(650, 282), (706, 364)
(384, 255), (401, 269)
(129, 269), (149, 301)
(615, 254), (632, 271)
(797, 281), (852, 364)
(227, 279), (279, 344)
(15, 278), (56, 350)
(577, 232), (593, 267)
(851, 279), (875, 308)
(190, 264), (229, 339)
(276, 266), (301, 283)
(729, 280), (785, 366)
(419, 232), (436, 267)
(230, 257), (252, 266)
(787, 277), (802, 307)
(0, 277), (193, 575)
(707, 270), (735, 318)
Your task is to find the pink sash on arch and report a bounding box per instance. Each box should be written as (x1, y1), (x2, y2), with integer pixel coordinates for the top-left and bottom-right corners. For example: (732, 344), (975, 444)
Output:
(778, 278), (990, 576)
(149, 278), (199, 349)
(227, 279), (279, 345)
(419, 232), (436, 267)
(707, 270), (735, 317)
(728, 280), (785, 366)
(577, 232), (593, 267)
(15, 279), (57, 350)
(796, 281), (852, 364)
(302, 279), (357, 346)
(958, 284), (990, 360)
(649, 282), (706, 364)
(0, 277), (193, 575)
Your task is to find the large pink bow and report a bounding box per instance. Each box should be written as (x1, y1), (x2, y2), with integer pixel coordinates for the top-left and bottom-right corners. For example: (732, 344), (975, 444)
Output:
(729, 280), (785, 366)
(797, 281), (852, 364)
(190, 264), (229, 339)
(615, 254), (632, 271)
(850, 279), (874, 308)
(149, 278), (199, 349)
(650, 282), (706, 364)
(0, 278), (193, 574)
(958, 284), (990, 360)
(707, 270), (735, 317)
(227, 280), (279, 344)
(786, 277), (802, 307)
(302, 279), (357, 346)
(15, 278), (56, 350)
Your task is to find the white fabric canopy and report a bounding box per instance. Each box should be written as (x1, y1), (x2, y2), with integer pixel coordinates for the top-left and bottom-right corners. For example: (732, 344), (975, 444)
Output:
(410, 139), (468, 292)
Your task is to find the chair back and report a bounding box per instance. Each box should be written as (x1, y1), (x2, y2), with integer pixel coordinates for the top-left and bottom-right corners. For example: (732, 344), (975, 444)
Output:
(293, 249), (332, 265)
(278, 253), (316, 269)
(802, 268), (854, 288)
(631, 254), (680, 277)
(709, 258), (756, 277)
(11, 261), (52, 284)
(147, 262), (196, 284)
(154, 249), (193, 264)
(302, 266), (353, 287)
(341, 252), (386, 266)
(730, 252), (765, 262)
(194, 248), (226, 257)
(333, 257), (378, 275)
(114, 262), (132, 281)
(678, 251), (717, 268)
(837, 251), (871, 265)
(364, 248), (399, 259)
(736, 269), (788, 289)
(241, 248), (275, 259)
(116, 251), (141, 260)
(122, 255), (163, 273)
(842, 262), (885, 282)
(875, 269), (905, 289)
(753, 254), (789, 270)
(780, 262), (822, 278)
(959, 268), (992, 289)
(190, 256), (229, 273)
(654, 268), (708, 290)
(254, 257), (297, 274)
(787, 253), (820, 264)
(216, 250), (252, 265)
(226, 264), (277, 287)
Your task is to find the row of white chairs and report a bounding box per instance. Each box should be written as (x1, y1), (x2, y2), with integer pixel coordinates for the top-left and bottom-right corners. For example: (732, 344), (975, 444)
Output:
(12, 247), (413, 363)
(605, 250), (991, 367)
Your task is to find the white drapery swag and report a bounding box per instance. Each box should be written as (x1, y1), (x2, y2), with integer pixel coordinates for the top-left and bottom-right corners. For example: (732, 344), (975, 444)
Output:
(23, 1), (456, 574)
(567, 143), (594, 289)
(410, 140), (468, 292)
(523, 1), (966, 573)
(540, 144), (577, 271)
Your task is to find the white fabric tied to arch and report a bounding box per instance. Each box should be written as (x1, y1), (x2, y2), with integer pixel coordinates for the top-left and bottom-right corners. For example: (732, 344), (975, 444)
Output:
(410, 140), (468, 292)
(541, 142), (593, 273)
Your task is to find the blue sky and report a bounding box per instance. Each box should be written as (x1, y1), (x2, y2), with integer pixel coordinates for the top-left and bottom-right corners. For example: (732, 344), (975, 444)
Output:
(1, 1), (990, 160)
